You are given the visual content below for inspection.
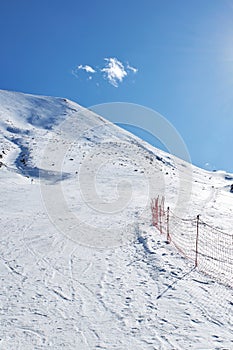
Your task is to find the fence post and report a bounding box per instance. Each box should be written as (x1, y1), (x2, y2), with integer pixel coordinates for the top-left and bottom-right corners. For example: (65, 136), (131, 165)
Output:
(195, 214), (200, 267)
(167, 207), (170, 243)
(159, 203), (162, 234)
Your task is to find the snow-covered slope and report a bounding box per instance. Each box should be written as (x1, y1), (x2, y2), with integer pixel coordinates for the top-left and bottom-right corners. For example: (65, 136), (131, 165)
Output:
(0, 90), (232, 349)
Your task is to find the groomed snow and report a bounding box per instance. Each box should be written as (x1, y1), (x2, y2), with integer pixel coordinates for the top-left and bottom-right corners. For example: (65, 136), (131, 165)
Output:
(0, 90), (232, 349)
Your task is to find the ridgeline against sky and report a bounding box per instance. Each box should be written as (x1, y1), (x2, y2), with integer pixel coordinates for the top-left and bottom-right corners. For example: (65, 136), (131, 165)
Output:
(1, 0), (233, 171)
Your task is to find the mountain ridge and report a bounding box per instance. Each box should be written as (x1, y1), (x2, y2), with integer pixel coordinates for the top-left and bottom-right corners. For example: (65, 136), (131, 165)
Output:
(0, 89), (232, 349)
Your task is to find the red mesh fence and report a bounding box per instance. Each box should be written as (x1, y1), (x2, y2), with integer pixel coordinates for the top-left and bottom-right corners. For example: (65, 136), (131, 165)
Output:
(151, 196), (233, 288)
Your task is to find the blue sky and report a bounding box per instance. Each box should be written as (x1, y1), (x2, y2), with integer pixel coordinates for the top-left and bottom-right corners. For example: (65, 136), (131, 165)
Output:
(1, 0), (233, 171)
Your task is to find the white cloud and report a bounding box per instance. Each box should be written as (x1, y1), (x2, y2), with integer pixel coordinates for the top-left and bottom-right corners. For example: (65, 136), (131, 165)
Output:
(72, 58), (138, 87)
(127, 64), (138, 74)
(77, 64), (96, 73)
(101, 58), (127, 87)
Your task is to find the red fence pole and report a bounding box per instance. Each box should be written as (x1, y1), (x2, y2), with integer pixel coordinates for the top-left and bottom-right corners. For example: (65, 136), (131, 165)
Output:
(159, 203), (162, 234)
(195, 215), (200, 267)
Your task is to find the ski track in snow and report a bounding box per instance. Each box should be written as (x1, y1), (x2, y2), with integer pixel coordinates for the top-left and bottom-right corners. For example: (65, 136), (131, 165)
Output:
(0, 90), (232, 349)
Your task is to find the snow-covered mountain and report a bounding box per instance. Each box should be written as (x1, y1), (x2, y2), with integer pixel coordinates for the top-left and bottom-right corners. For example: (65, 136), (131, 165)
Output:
(0, 90), (232, 349)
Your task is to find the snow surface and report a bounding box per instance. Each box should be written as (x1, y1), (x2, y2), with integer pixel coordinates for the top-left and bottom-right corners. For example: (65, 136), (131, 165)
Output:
(0, 90), (232, 349)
